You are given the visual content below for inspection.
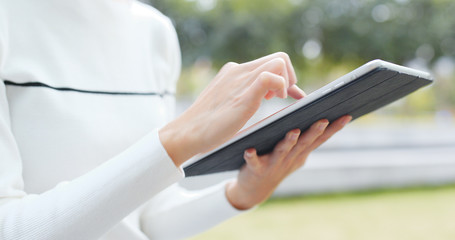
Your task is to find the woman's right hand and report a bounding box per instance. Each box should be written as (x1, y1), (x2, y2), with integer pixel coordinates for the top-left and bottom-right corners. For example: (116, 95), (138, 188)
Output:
(159, 52), (306, 167)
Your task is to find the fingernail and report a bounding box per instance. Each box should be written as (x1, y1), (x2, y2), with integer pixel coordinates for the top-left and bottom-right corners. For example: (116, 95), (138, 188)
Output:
(288, 130), (300, 140)
(341, 116), (352, 126)
(318, 120), (329, 130)
(244, 149), (254, 158)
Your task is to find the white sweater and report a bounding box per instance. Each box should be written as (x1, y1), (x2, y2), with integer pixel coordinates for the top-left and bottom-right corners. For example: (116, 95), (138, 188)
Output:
(0, 0), (240, 239)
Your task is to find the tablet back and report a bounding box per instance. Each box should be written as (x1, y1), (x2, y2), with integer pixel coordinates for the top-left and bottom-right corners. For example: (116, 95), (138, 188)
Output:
(183, 65), (433, 177)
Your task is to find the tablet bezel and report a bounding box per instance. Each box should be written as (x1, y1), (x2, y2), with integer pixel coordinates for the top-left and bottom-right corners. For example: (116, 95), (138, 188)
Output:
(182, 59), (433, 170)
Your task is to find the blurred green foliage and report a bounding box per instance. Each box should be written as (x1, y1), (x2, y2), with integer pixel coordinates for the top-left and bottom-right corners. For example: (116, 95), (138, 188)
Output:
(147, 0), (455, 114)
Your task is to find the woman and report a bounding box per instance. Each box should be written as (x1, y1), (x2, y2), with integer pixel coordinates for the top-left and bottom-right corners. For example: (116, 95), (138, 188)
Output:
(0, 0), (351, 239)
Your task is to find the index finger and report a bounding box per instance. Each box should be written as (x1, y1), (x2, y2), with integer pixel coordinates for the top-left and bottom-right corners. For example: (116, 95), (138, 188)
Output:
(242, 52), (298, 86)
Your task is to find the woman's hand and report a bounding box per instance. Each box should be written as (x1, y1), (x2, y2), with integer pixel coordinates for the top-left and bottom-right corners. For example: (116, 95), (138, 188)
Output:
(225, 115), (352, 210)
(160, 52), (306, 167)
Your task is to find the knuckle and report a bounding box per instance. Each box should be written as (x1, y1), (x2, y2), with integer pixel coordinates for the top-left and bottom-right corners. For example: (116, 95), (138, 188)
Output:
(232, 94), (243, 104)
(273, 57), (286, 68)
(275, 53), (290, 65)
(275, 147), (287, 156)
(283, 138), (294, 147)
(226, 61), (238, 67)
(274, 142), (292, 156)
(297, 136), (314, 148)
(274, 141), (286, 152)
(310, 124), (325, 134)
(297, 140), (310, 149)
(334, 123), (345, 131)
(260, 72), (285, 88)
(257, 72), (271, 86)
(275, 51), (289, 60)
(258, 71), (271, 78)
(232, 95), (250, 111)
(221, 61), (238, 71)
(317, 135), (329, 143)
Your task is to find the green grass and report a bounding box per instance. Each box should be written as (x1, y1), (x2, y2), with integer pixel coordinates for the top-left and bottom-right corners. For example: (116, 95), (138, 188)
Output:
(190, 185), (455, 240)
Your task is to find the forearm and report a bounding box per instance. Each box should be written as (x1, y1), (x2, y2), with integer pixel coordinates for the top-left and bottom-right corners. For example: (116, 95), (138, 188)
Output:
(0, 130), (182, 240)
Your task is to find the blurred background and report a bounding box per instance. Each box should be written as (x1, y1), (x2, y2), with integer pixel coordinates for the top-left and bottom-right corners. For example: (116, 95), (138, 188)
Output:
(146, 0), (455, 239)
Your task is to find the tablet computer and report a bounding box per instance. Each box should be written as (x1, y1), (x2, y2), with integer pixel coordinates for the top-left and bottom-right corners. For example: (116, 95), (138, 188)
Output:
(182, 59), (433, 177)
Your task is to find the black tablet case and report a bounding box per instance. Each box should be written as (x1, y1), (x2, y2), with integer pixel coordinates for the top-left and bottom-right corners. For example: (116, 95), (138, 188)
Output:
(183, 67), (432, 177)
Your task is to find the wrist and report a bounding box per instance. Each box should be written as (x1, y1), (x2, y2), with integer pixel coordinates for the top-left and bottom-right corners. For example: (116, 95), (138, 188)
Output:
(225, 180), (264, 210)
(159, 118), (199, 167)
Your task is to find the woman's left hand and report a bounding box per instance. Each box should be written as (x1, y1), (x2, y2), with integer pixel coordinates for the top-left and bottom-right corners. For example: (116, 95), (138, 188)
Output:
(226, 115), (352, 210)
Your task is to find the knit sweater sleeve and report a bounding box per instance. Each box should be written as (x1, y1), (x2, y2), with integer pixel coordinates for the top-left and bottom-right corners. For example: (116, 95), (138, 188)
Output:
(0, 86), (183, 240)
(0, 2), (187, 239)
(0, 92), (183, 240)
(140, 180), (246, 240)
(0, 31), (183, 238)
